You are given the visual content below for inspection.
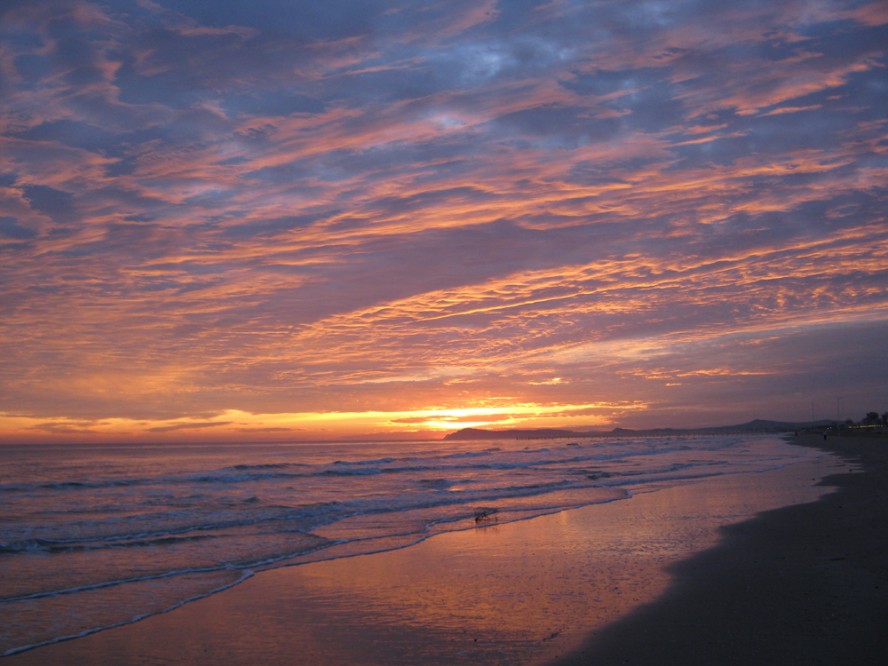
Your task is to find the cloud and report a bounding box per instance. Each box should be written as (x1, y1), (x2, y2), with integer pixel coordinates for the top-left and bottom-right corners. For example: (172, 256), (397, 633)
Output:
(0, 0), (886, 439)
(0, 215), (36, 239)
(148, 420), (232, 433)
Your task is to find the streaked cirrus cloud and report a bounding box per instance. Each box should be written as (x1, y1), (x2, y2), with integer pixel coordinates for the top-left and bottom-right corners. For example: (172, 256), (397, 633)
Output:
(1, 0), (886, 441)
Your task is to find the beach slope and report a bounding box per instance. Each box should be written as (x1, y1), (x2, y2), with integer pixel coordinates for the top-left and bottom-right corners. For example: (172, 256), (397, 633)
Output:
(552, 434), (888, 665)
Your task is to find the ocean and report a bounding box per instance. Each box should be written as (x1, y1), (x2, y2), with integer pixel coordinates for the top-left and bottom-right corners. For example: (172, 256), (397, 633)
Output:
(0, 434), (825, 658)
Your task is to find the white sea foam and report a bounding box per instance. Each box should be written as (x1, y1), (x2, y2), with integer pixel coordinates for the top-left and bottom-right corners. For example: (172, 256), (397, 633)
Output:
(0, 434), (819, 655)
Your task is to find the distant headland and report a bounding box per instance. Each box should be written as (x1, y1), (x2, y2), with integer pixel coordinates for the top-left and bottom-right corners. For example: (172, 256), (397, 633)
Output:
(443, 419), (836, 441)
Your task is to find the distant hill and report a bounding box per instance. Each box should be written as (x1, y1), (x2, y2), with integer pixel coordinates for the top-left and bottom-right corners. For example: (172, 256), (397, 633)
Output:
(443, 420), (835, 441)
(704, 419), (836, 433)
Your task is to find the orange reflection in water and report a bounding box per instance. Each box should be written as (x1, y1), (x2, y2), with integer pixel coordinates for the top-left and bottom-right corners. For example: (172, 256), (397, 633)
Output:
(5, 459), (840, 666)
(261, 460), (837, 664)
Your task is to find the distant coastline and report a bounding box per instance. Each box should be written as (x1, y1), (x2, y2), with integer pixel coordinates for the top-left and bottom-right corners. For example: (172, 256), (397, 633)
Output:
(443, 419), (836, 441)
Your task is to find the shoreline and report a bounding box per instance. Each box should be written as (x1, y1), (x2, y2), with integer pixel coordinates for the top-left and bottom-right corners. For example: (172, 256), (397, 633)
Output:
(3, 436), (842, 665)
(551, 433), (888, 665)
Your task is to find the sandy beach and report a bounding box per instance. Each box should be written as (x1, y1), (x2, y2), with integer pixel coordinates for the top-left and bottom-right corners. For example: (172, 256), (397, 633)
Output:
(554, 433), (888, 665)
(4, 435), (862, 665)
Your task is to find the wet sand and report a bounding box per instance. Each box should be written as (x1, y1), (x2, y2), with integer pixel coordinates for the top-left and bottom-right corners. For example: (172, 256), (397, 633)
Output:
(553, 433), (888, 665)
(5, 439), (844, 665)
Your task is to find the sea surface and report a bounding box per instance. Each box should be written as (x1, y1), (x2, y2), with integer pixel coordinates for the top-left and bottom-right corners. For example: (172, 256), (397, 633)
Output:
(0, 434), (822, 657)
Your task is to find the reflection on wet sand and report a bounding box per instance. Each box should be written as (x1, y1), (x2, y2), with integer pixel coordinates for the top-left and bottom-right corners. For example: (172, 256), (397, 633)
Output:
(6, 459), (838, 666)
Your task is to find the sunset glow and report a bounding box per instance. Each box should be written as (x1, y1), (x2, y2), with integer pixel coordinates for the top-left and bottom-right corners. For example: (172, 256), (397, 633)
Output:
(0, 401), (639, 443)
(1, 0), (886, 443)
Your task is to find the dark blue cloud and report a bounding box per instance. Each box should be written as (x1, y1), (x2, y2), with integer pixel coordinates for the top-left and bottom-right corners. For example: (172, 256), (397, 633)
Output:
(12, 53), (54, 81)
(14, 120), (121, 153)
(222, 91), (326, 118)
(489, 105), (621, 147)
(0, 216), (36, 239)
(22, 185), (74, 220)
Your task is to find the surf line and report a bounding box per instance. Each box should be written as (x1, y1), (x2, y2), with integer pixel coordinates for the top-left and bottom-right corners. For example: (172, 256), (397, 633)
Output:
(2, 571), (256, 657)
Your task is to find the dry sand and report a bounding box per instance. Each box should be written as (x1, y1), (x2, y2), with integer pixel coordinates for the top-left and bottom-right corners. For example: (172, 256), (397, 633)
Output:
(552, 433), (888, 665)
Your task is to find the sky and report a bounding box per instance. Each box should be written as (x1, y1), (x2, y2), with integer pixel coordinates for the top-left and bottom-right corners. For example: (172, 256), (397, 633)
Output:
(1, 0), (887, 443)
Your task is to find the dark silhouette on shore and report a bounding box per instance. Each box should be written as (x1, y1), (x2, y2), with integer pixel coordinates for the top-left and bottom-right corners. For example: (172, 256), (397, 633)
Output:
(551, 430), (888, 665)
(445, 419), (838, 441)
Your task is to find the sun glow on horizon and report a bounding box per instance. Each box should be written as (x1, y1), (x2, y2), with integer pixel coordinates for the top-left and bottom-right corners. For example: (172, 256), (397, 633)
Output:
(0, 400), (646, 443)
(1, 1), (886, 444)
